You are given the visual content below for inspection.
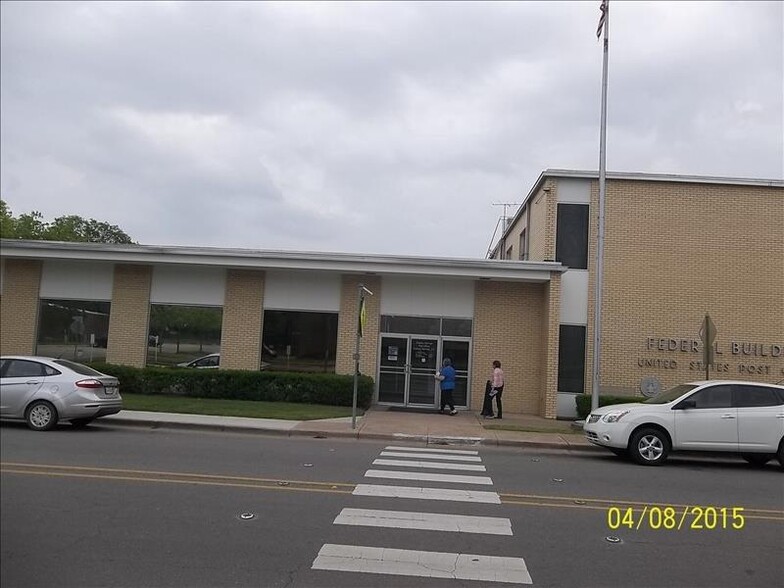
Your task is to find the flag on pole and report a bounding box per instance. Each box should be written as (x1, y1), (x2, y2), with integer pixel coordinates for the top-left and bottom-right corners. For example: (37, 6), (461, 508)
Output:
(596, 0), (608, 39)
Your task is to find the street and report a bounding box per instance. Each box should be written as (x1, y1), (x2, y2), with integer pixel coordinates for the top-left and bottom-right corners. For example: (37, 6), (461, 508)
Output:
(1, 422), (782, 588)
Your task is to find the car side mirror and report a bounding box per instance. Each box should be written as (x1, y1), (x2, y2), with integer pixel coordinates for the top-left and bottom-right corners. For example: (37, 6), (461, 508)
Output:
(675, 399), (696, 410)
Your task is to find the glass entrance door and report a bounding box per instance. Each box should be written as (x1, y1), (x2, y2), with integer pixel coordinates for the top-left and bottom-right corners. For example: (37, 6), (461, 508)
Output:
(377, 336), (439, 407)
(408, 338), (439, 405)
(442, 339), (470, 407)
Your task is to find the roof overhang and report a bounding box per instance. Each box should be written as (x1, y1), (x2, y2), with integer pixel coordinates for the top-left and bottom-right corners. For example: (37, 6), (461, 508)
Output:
(0, 239), (564, 283)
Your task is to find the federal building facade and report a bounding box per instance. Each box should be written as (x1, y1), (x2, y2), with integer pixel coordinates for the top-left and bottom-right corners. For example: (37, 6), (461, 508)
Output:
(1, 170), (782, 418)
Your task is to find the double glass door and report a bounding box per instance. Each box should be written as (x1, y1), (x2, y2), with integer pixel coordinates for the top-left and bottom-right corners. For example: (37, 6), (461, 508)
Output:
(377, 335), (470, 408)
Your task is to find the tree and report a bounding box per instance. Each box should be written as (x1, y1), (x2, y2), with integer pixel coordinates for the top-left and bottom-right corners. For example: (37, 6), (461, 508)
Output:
(0, 199), (135, 244)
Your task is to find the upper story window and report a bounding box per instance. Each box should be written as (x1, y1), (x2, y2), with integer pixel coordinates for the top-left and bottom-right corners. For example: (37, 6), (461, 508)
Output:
(556, 204), (589, 269)
(519, 229), (528, 261)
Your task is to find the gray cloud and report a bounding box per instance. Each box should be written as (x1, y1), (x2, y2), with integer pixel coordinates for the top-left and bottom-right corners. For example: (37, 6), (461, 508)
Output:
(2, 1), (781, 256)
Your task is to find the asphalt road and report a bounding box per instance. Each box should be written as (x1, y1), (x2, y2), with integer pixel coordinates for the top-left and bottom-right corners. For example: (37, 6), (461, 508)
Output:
(1, 421), (782, 588)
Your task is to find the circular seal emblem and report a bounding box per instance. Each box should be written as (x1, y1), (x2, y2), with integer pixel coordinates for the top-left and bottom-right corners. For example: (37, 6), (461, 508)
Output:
(640, 376), (661, 398)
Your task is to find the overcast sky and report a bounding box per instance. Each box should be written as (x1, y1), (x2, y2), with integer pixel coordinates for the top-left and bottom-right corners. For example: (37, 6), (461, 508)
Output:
(1, 1), (781, 258)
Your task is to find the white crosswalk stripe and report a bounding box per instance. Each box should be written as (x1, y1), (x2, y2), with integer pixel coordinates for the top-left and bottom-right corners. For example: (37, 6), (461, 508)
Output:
(352, 483), (501, 504)
(384, 445), (479, 455)
(312, 544), (533, 584)
(379, 450), (483, 462)
(333, 508), (513, 535)
(364, 469), (493, 485)
(372, 458), (487, 472)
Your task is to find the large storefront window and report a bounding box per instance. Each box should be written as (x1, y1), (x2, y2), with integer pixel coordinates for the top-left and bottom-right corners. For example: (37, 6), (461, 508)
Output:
(147, 304), (223, 367)
(36, 299), (111, 362)
(261, 310), (338, 373)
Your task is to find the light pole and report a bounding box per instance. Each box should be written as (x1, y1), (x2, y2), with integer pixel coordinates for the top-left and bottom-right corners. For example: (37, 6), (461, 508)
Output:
(352, 284), (373, 430)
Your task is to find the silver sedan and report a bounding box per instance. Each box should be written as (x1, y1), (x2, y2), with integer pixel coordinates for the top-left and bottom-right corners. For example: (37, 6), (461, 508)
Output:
(0, 356), (122, 430)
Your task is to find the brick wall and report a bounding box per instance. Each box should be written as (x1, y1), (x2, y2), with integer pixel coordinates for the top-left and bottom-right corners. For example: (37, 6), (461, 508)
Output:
(106, 264), (152, 367)
(584, 179), (784, 395)
(473, 281), (548, 415)
(336, 275), (381, 377)
(0, 259), (42, 355)
(220, 269), (265, 370)
(528, 181), (556, 262)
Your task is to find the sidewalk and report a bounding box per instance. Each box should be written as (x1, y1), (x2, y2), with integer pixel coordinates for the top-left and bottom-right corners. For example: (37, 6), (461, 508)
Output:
(103, 405), (598, 452)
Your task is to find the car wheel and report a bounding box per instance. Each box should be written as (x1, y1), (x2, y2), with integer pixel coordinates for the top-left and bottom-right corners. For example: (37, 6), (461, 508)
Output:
(741, 453), (772, 467)
(70, 418), (95, 429)
(629, 427), (670, 466)
(25, 401), (58, 431)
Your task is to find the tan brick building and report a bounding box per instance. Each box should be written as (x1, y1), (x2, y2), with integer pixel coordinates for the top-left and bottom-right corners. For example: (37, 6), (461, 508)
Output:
(490, 170), (783, 416)
(2, 170), (781, 418)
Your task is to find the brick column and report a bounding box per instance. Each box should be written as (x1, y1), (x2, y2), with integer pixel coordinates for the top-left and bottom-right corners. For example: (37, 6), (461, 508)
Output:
(0, 259), (42, 355)
(336, 275), (381, 377)
(106, 264), (152, 367)
(541, 273), (561, 419)
(220, 269), (265, 370)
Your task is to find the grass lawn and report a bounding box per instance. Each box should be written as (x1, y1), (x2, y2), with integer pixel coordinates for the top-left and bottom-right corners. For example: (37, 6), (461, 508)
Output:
(121, 393), (360, 420)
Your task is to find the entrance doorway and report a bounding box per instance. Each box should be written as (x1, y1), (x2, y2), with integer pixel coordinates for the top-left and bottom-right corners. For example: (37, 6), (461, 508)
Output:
(377, 335), (470, 408)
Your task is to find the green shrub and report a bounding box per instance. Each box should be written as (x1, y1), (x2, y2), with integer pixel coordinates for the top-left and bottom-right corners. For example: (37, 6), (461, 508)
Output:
(575, 394), (645, 420)
(88, 363), (374, 409)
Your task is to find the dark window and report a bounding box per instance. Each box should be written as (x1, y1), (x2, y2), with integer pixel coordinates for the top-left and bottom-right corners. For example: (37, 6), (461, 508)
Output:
(518, 229), (528, 261)
(380, 316), (472, 337)
(733, 385), (782, 407)
(688, 385), (732, 408)
(3, 360), (47, 378)
(381, 316), (440, 335)
(556, 204), (589, 269)
(558, 325), (586, 393)
(262, 310), (338, 373)
(441, 319), (472, 337)
(37, 299), (111, 362)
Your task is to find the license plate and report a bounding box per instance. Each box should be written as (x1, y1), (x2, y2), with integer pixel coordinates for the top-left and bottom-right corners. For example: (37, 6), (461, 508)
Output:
(105, 387), (117, 395)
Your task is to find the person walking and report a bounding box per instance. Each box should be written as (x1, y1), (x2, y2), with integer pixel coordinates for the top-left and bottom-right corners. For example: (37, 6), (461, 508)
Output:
(486, 360), (504, 419)
(435, 358), (457, 415)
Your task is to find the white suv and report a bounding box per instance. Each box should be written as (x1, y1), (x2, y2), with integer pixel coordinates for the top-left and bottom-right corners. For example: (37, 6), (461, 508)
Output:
(583, 381), (784, 467)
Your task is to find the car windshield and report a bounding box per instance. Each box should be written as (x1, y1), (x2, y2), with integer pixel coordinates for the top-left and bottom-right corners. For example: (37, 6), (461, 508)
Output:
(52, 359), (105, 377)
(643, 384), (700, 404)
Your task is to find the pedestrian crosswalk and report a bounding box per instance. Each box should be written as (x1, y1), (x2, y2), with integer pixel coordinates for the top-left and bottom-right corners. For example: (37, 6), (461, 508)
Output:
(310, 444), (533, 584)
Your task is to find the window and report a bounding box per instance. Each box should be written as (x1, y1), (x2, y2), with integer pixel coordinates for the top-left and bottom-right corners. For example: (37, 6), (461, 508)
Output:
(558, 325), (586, 393)
(147, 304), (223, 367)
(506, 245), (513, 260)
(733, 385), (782, 407)
(262, 310), (338, 373)
(36, 299), (111, 362)
(518, 229), (528, 261)
(380, 316), (472, 337)
(2, 359), (50, 378)
(556, 204), (589, 269)
(688, 385), (732, 408)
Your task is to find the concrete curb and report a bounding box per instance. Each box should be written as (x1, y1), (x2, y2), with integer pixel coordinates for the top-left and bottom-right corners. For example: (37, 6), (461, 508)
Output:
(105, 416), (603, 452)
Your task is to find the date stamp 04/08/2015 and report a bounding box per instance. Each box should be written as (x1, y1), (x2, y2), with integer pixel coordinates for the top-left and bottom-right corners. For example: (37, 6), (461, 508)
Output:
(607, 506), (746, 531)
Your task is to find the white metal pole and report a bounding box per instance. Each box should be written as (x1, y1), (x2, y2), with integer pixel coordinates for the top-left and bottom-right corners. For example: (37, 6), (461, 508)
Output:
(351, 285), (363, 430)
(592, 1), (610, 412)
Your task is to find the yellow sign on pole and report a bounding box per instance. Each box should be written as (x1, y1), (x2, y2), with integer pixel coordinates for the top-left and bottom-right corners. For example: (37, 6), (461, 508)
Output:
(358, 296), (366, 337)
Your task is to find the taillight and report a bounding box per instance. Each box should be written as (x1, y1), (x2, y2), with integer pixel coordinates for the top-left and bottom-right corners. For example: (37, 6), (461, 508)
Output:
(75, 379), (103, 389)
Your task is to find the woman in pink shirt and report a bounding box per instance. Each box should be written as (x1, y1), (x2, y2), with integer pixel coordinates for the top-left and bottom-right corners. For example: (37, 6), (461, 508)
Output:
(488, 360), (504, 419)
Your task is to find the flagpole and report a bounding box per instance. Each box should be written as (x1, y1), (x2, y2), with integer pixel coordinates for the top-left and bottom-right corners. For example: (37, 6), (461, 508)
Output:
(591, 0), (609, 412)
